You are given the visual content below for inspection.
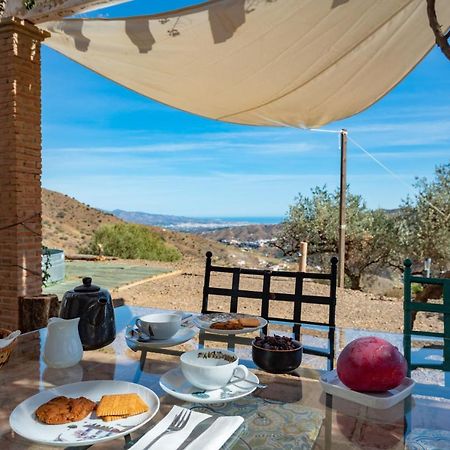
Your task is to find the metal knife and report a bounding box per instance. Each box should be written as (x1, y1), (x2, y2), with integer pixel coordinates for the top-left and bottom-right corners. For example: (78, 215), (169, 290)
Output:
(176, 416), (218, 450)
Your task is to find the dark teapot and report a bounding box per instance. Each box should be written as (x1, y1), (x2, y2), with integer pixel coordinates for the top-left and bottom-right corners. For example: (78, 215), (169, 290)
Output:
(60, 277), (116, 350)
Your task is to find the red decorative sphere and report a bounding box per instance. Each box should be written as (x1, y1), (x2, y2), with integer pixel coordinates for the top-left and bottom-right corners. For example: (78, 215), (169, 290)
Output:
(337, 336), (407, 392)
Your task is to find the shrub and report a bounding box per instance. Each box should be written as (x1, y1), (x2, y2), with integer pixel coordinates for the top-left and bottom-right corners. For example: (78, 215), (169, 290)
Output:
(83, 223), (181, 262)
(412, 283), (424, 295)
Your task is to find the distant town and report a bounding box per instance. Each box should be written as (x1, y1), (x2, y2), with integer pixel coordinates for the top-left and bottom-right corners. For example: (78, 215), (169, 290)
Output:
(217, 237), (277, 250)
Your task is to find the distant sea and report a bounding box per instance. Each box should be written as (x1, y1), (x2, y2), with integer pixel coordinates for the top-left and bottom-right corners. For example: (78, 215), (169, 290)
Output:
(198, 216), (283, 225)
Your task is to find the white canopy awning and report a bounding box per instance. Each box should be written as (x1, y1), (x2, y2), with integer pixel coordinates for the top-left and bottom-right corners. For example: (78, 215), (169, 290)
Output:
(41, 0), (450, 128)
(2, 0), (130, 23)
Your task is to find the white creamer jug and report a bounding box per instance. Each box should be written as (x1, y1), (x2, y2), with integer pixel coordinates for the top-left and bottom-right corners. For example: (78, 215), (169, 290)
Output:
(43, 317), (83, 368)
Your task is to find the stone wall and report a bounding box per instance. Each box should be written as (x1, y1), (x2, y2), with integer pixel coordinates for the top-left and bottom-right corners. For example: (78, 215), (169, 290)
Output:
(0, 19), (49, 330)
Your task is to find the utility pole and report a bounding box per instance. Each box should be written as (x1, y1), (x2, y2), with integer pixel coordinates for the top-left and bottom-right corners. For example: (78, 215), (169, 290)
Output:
(338, 129), (347, 288)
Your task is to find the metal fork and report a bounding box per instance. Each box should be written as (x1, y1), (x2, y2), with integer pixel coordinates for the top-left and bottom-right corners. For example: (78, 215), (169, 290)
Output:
(144, 409), (192, 449)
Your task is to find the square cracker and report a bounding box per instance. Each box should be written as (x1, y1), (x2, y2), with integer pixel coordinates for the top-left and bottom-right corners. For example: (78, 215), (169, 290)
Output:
(96, 393), (148, 417)
(101, 414), (129, 422)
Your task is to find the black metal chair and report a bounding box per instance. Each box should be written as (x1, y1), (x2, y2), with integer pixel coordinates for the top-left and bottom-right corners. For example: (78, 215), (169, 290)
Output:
(200, 251), (338, 369)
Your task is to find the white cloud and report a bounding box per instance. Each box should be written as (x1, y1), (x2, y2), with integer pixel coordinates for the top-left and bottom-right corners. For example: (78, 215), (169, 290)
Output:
(44, 130), (325, 157)
(348, 120), (450, 147)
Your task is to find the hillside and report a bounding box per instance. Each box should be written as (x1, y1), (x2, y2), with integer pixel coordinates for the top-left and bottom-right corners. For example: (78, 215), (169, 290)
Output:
(42, 189), (278, 267)
(202, 223), (282, 242)
(42, 189), (122, 254)
(112, 209), (198, 226)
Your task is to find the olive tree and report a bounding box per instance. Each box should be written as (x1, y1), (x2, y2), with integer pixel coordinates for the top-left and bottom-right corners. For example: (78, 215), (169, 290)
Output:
(398, 163), (450, 272)
(275, 186), (398, 290)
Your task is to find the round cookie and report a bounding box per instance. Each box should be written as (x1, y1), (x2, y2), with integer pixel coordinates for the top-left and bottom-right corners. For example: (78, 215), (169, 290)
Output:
(35, 396), (96, 425)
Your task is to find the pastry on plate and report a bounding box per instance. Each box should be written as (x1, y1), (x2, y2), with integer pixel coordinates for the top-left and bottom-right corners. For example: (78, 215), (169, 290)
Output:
(238, 317), (260, 327)
(35, 396), (96, 425)
(210, 319), (243, 330)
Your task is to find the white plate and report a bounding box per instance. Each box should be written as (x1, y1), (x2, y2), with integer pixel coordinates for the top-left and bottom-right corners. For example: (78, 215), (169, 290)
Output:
(9, 380), (160, 447)
(193, 313), (267, 335)
(126, 326), (197, 349)
(320, 370), (415, 409)
(160, 367), (258, 404)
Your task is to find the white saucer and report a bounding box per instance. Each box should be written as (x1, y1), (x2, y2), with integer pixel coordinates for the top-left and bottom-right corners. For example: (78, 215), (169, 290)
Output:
(9, 380), (159, 447)
(126, 326), (197, 349)
(320, 370), (415, 409)
(160, 367), (259, 404)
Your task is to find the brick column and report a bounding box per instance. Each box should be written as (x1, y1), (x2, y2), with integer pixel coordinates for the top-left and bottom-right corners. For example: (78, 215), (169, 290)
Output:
(0, 18), (49, 330)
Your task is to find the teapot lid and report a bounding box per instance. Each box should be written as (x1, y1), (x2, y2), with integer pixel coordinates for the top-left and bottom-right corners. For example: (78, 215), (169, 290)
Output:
(74, 277), (101, 293)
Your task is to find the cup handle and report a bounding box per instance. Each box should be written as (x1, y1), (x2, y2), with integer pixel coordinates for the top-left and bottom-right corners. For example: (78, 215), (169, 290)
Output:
(233, 365), (249, 381)
(135, 318), (142, 330)
(136, 318), (154, 337)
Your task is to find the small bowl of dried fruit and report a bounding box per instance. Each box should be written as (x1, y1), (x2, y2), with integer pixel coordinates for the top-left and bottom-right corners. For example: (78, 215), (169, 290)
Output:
(252, 335), (303, 374)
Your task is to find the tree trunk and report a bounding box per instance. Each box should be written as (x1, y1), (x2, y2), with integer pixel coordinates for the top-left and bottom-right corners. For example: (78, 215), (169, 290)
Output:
(348, 274), (361, 290)
(427, 0), (450, 61)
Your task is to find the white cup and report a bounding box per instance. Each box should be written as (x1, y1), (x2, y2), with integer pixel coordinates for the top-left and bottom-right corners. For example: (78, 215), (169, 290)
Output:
(180, 348), (248, 391)
(136, 313), (181, 340)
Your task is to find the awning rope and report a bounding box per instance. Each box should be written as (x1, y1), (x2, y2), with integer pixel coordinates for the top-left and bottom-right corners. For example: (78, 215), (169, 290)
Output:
(256, 114), (448, 220)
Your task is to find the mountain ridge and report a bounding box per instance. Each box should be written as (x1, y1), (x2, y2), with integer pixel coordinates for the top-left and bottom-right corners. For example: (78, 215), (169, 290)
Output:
(111, 209), (281, 232)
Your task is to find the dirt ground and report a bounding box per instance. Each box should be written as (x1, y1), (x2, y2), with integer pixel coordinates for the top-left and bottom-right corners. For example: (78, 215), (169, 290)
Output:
(113, 258), (442, 334)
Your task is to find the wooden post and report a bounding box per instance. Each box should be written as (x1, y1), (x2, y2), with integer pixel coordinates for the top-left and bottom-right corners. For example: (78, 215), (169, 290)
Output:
(19, 294), (59, 333)
(298, 242), (308, 272)
(424, 258), (432, 278)
(338, 129), (347, 288)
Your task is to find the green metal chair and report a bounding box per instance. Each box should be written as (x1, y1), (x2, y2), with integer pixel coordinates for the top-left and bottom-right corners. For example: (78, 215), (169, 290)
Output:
(403, 258), (450, 398)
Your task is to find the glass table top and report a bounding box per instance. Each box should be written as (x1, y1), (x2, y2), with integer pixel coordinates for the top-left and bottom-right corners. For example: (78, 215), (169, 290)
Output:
(1, 305), (450, 449)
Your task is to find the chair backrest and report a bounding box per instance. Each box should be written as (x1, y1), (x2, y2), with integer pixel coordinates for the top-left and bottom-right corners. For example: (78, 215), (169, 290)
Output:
(403, 258), (450, 394)
(403, 258), (450, 339)
(201, 251), (338, 368)
(202, 251), (338, 330)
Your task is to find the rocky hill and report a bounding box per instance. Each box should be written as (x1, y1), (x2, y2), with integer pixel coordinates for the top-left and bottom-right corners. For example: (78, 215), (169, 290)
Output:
(42, 189), (121, 254)
(42, 189), (278, 267)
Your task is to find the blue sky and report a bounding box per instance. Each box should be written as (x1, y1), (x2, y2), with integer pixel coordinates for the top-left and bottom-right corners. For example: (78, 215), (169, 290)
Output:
(42, 0), (450, 218)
